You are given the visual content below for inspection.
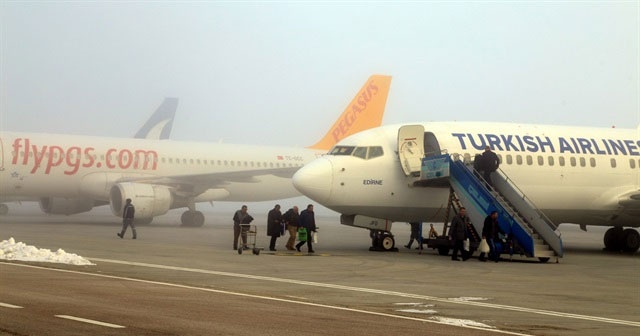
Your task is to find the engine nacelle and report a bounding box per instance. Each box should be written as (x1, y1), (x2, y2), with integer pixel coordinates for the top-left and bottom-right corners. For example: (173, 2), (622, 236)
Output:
(39, 197), (94, 215)
(110, 182), (172, 218)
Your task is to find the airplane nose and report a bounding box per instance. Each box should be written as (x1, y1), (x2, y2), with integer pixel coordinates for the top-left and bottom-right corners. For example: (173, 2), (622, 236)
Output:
(293, 158), (333, 204)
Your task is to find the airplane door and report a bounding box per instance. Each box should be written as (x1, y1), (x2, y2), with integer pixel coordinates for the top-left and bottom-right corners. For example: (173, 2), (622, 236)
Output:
(398, 125), (425, 176)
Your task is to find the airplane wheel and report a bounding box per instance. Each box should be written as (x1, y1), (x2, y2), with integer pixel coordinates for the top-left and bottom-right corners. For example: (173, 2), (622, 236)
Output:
(181, 211), (205, 227)
(438, 246), (450, 256)
(622, 229), (640, 253)
(381, 234), (395, 251)
(603, 227), (623, 251)
(0, 204), (8, 215)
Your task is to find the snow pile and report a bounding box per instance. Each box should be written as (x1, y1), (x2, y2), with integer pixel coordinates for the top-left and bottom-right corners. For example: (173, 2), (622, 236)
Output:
(0, 238), (95, 265)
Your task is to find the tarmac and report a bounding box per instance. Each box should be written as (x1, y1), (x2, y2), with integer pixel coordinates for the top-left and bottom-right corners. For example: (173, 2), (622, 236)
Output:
(0, 206), (638, 336)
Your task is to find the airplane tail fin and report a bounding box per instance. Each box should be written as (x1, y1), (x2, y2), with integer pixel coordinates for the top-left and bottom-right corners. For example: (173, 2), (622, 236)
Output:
(134, 97), (179, 140)
(308, 75), (391, 150)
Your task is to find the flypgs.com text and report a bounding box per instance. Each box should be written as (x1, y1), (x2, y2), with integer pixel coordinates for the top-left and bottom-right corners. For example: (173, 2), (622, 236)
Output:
(452, 133), (640, 156)
(11, 138), (158, 175)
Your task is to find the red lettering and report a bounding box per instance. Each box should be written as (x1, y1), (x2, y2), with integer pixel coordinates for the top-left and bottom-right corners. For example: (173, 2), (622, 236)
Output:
(119, 149), (133, 169)
(31, 144), (47, 174)
(11, 138), (22, 165)
(105, 148), (117, 168)
(45, 146), (64, 174)
(64, 147), (82, 175)
(82, 147), (95, 167)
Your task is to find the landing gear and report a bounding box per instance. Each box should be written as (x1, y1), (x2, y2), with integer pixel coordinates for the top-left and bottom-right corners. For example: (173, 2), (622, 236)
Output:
(0, 204), (8, 215)
(604, 227), (640, 253)
(134, 217), (153, 225)
(369, 230), (397, 252)
(181, 210), (205, 227)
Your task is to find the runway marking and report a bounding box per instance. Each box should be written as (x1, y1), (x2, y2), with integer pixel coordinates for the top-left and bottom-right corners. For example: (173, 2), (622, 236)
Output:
(3, 262), (528, 336)
(55, 315), (125, 328)
(89, 257), (640, 328)
(6, 260), (640, 330)
(0, 302), (23, 309)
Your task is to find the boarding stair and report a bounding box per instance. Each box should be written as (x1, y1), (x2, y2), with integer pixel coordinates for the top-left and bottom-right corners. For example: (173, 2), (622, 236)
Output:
(421, 154), (563, 261)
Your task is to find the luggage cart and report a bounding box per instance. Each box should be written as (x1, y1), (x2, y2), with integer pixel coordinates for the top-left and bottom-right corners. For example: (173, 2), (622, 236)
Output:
(237, 224), (262, 255)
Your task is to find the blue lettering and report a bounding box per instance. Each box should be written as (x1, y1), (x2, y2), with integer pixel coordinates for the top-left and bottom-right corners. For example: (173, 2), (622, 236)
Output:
(486, 134), (503, 151)
(537, 136), (554, 153)
(591, 139), (607, 155)
(570, 138), (581, 154)
(558, 137), (575, 154)
(624, 140), (639, 156)
(577, 138), (595, 154)
(500, 135), (520, 152)
(467, 134), (486, 150)
(608, 140), (627, 155)
(451, 133), (468, 150)
(523, 136), (539, 152)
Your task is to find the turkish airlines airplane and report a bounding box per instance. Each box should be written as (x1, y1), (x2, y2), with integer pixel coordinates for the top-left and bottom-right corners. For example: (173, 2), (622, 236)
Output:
(292, 122), (640, 253)
(0, 97), (179, 215)
(0, 75), (391, 226)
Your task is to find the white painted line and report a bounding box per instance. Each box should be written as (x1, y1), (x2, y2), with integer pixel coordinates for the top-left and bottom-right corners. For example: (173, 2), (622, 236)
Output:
(0, 302), (23, 309)
(55, 315), (125, 328)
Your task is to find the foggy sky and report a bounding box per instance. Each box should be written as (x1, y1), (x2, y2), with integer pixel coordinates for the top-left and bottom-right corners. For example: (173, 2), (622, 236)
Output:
(1, 1), (638, 147)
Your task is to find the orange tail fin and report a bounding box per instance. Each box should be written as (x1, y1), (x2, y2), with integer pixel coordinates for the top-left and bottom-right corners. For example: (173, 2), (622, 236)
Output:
(308, 75), (392, 150)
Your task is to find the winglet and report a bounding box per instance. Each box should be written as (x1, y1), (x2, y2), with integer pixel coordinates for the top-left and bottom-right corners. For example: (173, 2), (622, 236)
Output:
(308, 75), (391, 150)
(134, 97), (179, 140)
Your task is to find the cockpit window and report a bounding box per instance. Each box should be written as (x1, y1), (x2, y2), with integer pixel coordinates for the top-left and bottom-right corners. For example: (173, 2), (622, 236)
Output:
(353, 146), (368, 159)
(368, 146), (383, 159)
(328, 145), (384, 160)
(330, 146), (355, 155)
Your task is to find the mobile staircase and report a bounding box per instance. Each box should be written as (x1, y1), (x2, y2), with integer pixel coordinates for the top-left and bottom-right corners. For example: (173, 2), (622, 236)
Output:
(422, 154), (563, 262)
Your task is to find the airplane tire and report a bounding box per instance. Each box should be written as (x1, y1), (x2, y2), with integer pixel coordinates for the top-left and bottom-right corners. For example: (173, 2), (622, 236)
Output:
(0, 204), (8, 215)
(437, 246), (450, 256)
(381, 234), (395, 251)
(181, 211), (205, 227)
(622, 229), (640, 253)
(603, 227), (623, 251)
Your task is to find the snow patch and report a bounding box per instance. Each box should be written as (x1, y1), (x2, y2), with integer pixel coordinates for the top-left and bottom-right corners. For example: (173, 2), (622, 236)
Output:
(0, 238), (95, 266)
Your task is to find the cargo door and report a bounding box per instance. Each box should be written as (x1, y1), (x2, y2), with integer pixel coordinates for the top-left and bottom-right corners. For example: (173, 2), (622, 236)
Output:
(398, 125), (425, 176)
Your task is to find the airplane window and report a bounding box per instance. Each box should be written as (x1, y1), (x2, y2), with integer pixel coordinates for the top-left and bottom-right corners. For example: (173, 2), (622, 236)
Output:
(330, 146), (355, 155)
(570, 157), (576, 167)
(559, 157), (565, 166)
(579, 157), (586, 167)
(516, 155), (522, 165)
(353, 147), (367, 159)
(629, 159), (636, 169)
(368, 146), (384, 159)
(189, 159), (194, 164)
(526, 155), (533, 165)
(548, 156), (554, 166)
(270, 162), (274, 168)
(506, 155), (512, 165)
(197, 159), (201, 164)
(497, 154), (502, 164)
(589, 158), (595, 167)
(537, 156), (543, 166)
(610, 158), (616, 168)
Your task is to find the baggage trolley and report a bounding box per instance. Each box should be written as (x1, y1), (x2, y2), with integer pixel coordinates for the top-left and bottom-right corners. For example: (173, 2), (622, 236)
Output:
(237, 224), (262, 255)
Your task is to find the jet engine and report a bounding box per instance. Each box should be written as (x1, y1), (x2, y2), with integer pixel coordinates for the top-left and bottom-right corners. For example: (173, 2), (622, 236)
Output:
(110, 182), (172, 218)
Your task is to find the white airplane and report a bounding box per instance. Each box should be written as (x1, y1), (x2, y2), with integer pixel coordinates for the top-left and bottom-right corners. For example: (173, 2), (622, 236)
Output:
(0, 75), (392, 226)
(292, 122), (640, 254)
(0, 97), (179, 215)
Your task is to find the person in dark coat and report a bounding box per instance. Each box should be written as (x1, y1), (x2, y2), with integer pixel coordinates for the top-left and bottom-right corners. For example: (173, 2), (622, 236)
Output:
(479, 210), (505, 262)
(448, 207), (469, 261)
(117, 198), (136, 239)
(233, 205), (254, 250)
(295, 204), (316, 253)
(405, 222), (422, 249)
(282, 206), (300, 251)
(267, 204), (282, 251)
(481, 146), (500, 188)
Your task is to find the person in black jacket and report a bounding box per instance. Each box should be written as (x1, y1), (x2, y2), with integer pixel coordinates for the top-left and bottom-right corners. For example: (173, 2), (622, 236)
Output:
(295, 204), (317, 253)
(481, 146), (500, 188)
(282, 206), (300, 251)
(479, 210), (504, 262)
(233, 205), (254, 250)
(267, 204), (282, 251)
(117, 198), (136, 239)
(448, 207), (469, 261)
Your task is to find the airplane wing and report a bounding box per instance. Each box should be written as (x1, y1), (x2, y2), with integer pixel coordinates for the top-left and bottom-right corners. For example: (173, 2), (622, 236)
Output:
(117, 166), (300, 195)
(618, 190), (640, 209)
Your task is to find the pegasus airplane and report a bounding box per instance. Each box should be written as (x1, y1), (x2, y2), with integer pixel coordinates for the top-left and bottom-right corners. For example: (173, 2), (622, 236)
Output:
(0, 75), (391, 226)
(0, 97), (179, 216)
(292, 122), (640, 255)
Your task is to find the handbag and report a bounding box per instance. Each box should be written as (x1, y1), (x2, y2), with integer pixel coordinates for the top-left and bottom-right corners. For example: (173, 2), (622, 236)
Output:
(297, 227), (308, 242)
(463, 238), (470, 252)
(479, 238), (490, 253)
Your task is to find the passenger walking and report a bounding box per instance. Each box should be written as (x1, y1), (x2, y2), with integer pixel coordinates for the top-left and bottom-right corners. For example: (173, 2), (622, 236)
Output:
(295, 204), (316, 253)
(448, 207), (469, 261)
(267, 204), (282, 251)
(232, 205), (254, 250)
(404, 222), (422, 249)
(282, 206), (300, 250)
(117, 198), (137, 239)
(481, 146), (500, 188)
(479, 210), (504, 262)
